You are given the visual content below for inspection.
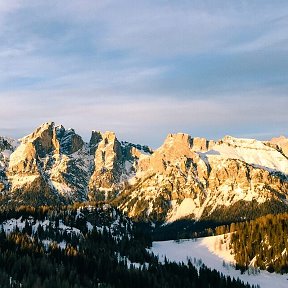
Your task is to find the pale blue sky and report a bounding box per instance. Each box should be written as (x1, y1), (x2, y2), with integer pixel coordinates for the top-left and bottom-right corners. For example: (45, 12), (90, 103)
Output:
(0, 0), (287, 147)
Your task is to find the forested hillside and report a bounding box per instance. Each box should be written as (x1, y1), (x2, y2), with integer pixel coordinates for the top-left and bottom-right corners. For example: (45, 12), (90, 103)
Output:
(225, 214), (288, 273)
(0, 205), (254, 288)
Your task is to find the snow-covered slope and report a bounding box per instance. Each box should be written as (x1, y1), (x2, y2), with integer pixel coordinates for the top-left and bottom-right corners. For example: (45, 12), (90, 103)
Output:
(151, 235), (288, 288)
(201, 135), (288, 174)
(1, 122), (152, 205)
(270, 136), (288, 158)
(0, 204), (133, 254)
(7, 122), (90, 203)
(88, 131), (151, 201)
(117, 133), (288, 222)
(1, 123), (287, 222)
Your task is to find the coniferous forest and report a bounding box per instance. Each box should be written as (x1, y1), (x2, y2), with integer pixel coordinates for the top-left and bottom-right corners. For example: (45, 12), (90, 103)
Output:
(0, 204), (254, 288)
(228, 213), (288, 274)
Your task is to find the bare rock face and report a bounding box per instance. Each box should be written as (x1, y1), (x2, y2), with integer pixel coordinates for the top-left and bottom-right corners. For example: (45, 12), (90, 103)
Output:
(7, 135), (59, 204)
(88, 132), (151, 201)
(3, 123), (153, 206)
(9, 142), (39, 174)
(270, 136), (288, 158)
(137, 133), (195, 174)
(116, 133), (210, 221)
(202, 158), (288, 218)
(21, 122), (59, 157)
(191, 137), (215, 152)
(0, 136), (18, 193)
(8, 122), (88, 204)
(89, 131), (103, 155)
(89, 131), (122, 200)
(0, 137), (15, 152)
(57, 127), (84, 155)
(1, 124), (287, 223)
(116, 134), (288, 222)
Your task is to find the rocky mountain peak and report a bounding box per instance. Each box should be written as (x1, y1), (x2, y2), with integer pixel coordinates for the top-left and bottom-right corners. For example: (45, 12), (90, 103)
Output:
(6, 123), (88, 204)
(136, 133), (212, 177)
(89, 131), (103, 154)
(89, 131), (123, 200)
(94, 131), (121, 170)
(89, 131), (117, 155)
(55, 125), (65, 138)
(1, 123), (287, 224)
(21, 122), (59, 157)
(270, 136), (288, 158)
(164, 133), (192, 146)
(57, 128), (84, 155)
(20, 122), (85, 156)
(117, 133), (288, 222)
(162, 133), (214, 154)
(191, 137), (213, 152)
(161, 133), (193, 157)
(88, 132), (154, 201)
(102, 131), (117, 141)
(23, 121), (55, 141)
(0, 137), (18, 193)
(221, 135), (262, 148)
(0, 137), (16, 152)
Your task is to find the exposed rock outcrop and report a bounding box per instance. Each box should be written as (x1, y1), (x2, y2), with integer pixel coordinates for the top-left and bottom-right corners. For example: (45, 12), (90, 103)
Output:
(1, 124), (287, 223)
(8, 122), (89, 203)
(0, 136), (17, 193)
(88, 131), (152, 201)
(116, 134), (288, 222)
(89, 131), (123, 201)
(3, 122), (153, 204)
(270, 136), (288, 158)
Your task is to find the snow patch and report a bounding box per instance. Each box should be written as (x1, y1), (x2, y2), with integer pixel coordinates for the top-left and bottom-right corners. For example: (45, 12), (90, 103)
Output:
(151, 235), (288, 288)
(201, 136), (288, 175)
(167, 198), (197, 222)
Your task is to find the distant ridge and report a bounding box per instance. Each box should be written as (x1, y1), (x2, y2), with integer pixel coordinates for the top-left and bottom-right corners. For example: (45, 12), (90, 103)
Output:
(0, 122), (287, 223)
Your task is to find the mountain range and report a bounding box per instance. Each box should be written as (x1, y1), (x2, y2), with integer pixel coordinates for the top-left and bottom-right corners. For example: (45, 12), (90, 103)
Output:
(0, 122), (287, 223)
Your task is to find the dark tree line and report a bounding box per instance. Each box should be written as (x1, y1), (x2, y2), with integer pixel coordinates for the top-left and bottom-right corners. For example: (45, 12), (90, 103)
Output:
(0, 228), (254, 288)
(0, 204), (254, 288)
(217, 213), (288, 273)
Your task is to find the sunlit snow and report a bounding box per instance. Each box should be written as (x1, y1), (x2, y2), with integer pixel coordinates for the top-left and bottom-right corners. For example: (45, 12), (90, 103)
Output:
(151, 234), (288, 288)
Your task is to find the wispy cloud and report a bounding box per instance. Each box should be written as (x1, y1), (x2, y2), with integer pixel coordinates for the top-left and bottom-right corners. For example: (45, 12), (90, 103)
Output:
(0, 1), (287, 146)
(1, 88), (287, 147)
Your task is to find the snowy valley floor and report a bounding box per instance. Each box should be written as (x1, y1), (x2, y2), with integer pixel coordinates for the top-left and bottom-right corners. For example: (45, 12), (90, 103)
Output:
(151, 235), (288, 288)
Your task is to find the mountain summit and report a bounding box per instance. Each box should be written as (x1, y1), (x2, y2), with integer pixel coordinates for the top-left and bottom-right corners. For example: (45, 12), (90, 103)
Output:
(0, 123), (287, 222)
(116, 133), (288, 222)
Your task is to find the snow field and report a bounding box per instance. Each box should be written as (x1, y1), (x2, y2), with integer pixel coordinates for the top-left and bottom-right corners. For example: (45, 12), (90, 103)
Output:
(151, 234), (288, 288)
